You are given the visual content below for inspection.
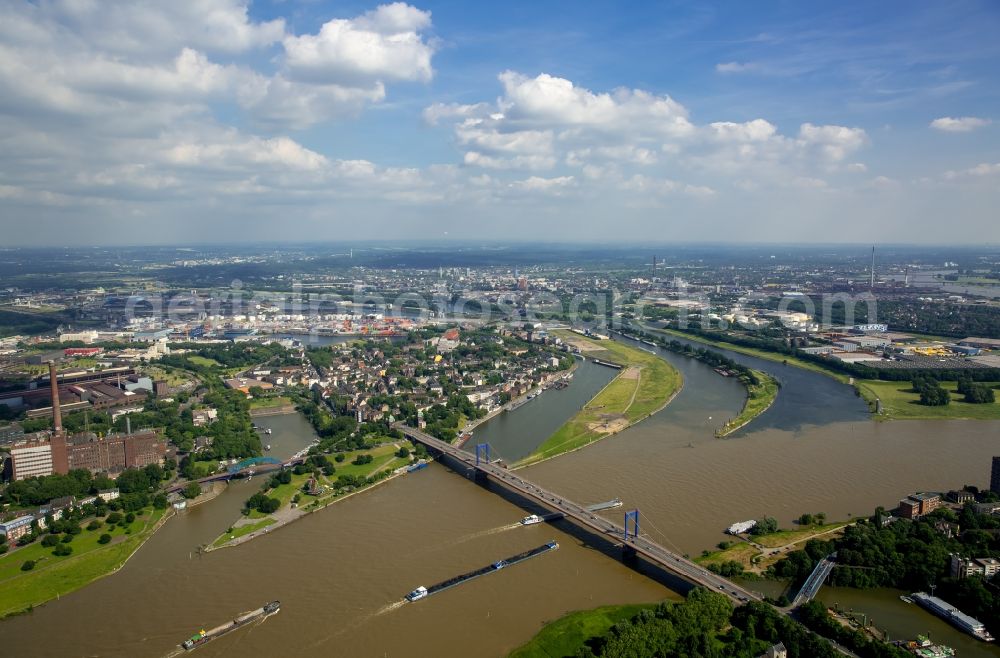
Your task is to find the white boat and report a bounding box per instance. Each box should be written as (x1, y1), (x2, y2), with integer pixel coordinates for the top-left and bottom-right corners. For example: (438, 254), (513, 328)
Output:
(521, 514), (543, 525)
(264, 444), (271, 451)
(265, 428), (272, 435)
(406, 586), (428, 602)
(899, 595), (913, 603)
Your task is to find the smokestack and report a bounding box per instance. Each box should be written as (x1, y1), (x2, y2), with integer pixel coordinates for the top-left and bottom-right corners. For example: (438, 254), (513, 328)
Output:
(870, 244), (876, 289)
(48, 361), (63, 434)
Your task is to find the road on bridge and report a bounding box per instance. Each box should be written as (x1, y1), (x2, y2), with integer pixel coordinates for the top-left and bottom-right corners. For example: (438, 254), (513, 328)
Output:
(395, 424), (762, 606)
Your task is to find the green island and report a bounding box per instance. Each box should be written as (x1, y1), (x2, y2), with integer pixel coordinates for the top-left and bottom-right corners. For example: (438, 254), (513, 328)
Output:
(0, 502), (169, 619)
(715, 369), (779, 437)
(509, 587), (908, 658)
(514, 332), (682, 468)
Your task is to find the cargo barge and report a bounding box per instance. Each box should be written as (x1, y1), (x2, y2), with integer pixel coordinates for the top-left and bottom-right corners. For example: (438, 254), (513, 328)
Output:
(180, 601), (279, 650)
(912, 592), (994, 642)
(405, 542), (558, 602)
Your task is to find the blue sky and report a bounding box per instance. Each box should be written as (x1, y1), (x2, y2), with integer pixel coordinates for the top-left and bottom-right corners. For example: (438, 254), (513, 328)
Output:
(0, 1), (997, 245)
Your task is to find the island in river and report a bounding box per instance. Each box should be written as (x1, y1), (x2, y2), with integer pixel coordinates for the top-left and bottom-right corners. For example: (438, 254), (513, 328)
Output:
(513, 331), (682, 468)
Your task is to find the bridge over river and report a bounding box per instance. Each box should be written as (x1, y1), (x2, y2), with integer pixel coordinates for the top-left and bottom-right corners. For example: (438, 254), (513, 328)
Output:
(396, 424), (763, 606)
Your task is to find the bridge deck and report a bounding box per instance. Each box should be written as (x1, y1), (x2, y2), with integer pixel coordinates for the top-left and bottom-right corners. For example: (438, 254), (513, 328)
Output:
(792, 554), (836, 607)
(397, 424), (762, 606)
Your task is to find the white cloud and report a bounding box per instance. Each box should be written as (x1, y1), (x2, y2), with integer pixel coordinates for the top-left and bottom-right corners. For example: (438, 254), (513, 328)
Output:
(797, 123), (868, 161)
(282, 4), (435, 85)
(930, 116), (991, 132)
(35, 0), (286, 56)
(423, 102), (491, 125)
(944, 162), (1000, 179)
(508, 175), (576, 192)
(707, 119), (777, 142)
(497, 71), (694, 137)
(463, 152), (556, 170)
(455, 122), (554, 155)
(715, 61), (758, 74)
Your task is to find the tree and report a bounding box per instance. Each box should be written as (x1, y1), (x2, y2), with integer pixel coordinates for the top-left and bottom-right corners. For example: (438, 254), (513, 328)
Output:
(396, 446), (410, 459)
(41, 534), (60, 547)
(153, 493), (168, 509)
(751, 517), (779, 535)
(105, 512), (123, 525)
(21, 560), (35, 571)
(87, 520), (101, 531)
(98, 534), (112, 544)
(182, 482), (202, 499)
(53, 543), (73, 556)
(964, 384), (995, 404)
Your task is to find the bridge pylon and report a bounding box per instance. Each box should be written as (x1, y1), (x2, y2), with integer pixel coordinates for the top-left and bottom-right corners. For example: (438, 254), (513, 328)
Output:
(473, 443), (491, 482)
(622, 509), (640, 562)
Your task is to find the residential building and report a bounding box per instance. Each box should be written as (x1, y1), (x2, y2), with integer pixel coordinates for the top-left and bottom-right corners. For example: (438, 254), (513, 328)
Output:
(951, 554), (1000, 580)
(0, 515), (35, 542)
(98, 488), (120, 502)
(898, 492), (941, 519)
(946, 489), (976, 504)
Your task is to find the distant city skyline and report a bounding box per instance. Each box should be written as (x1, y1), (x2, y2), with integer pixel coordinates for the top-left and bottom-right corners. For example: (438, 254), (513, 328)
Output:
(1, 1), (998, 246)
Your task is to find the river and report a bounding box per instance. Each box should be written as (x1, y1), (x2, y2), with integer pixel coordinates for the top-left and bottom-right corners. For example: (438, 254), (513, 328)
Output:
(3, 337), (1000, 657)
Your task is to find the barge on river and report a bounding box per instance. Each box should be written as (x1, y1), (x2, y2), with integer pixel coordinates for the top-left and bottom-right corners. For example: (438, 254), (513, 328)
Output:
(911, 592), (994, 642)
(405, 542), (558, 602)
(180, 601), (280, 651)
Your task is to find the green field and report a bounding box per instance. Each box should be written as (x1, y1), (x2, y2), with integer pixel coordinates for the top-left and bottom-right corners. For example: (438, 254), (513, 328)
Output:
(515, 333), (681, 467)
(212, 518), (275, 547)
(716, 370), (780, 437)
(857, 380), (1000, 420)
(249, 395), (293, 409)
(186, 355), (221, 368)
(0, 508), (167, 618)
(509, 603), (657, 658)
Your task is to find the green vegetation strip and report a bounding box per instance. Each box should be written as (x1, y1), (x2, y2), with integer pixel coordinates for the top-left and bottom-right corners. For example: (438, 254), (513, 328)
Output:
(212, 518), (276, 547)
(515, 333), (681, 468)
(0, 508), (167, 618)
(653, 326), (851, 383)
(715, 369), (779, 437)
(508, 603), (657, 658)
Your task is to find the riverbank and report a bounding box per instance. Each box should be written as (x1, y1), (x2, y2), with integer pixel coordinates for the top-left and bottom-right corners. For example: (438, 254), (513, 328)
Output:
(0, 506), (171, 619)
(651, 325), (852, 384)
(513, 332), (682, 468)
(696, 521), (852, 574)
(206, 443), (414, 551)
(459, 361), (580, 438)
(715, 369), (780, 437)
(856, 379), (1000, 420)
(508, 602), (658, 658)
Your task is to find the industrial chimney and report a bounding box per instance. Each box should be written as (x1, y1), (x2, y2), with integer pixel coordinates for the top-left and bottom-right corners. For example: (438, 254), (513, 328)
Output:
(48, 361), (63, 434)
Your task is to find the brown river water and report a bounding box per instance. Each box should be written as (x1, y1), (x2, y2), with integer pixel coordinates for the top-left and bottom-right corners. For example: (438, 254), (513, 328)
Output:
(3, 336), (1000, 657)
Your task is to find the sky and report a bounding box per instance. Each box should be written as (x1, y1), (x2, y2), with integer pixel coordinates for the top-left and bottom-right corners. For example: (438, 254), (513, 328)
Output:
(0, 0), (998, 246)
